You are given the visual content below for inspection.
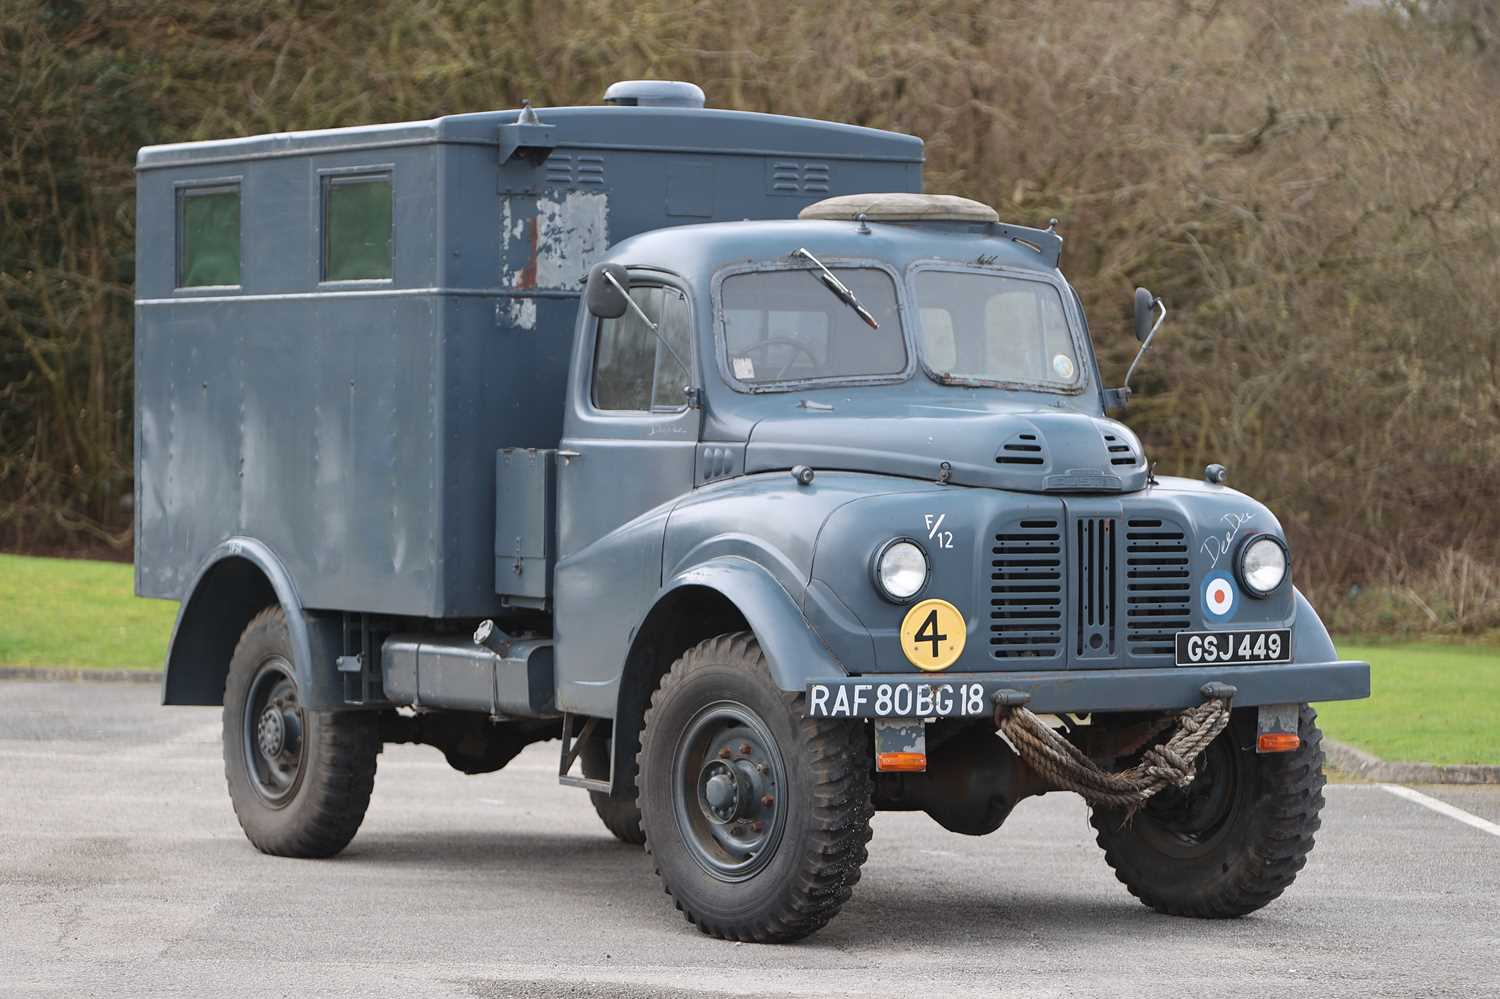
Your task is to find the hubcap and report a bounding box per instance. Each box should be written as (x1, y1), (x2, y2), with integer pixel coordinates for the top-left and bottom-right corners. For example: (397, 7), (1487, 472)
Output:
(242, 657), (305, 807)
(256, 706), (287, 758)
(672, 701), (787, 882)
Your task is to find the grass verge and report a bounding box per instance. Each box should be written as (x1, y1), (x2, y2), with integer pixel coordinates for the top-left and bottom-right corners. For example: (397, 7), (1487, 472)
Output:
(1319, 643), (1500, 766)
(0, 553), (175, 669)
(0, 556), (1495, 766)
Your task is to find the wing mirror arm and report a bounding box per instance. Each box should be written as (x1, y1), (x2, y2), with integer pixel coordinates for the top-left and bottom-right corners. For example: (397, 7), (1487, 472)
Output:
(1109, 289), (1166, 412)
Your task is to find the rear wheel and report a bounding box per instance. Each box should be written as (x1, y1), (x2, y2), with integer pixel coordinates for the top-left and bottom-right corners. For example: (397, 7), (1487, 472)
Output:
(1090, 704), (1326, 917)
(222, 607), (380, 858)
(583, 726), (644, 845)
(637, 632), (873, 943)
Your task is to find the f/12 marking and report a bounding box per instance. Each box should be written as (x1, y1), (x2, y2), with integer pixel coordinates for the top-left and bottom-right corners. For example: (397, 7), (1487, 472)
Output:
(924, 513), (954, 549)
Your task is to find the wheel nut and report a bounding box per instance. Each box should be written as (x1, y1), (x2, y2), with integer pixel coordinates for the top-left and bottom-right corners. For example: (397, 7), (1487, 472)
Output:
(752, 820), (765, 833)
(761, 794), (774, 809)
(757, 762), (769, 774)
(718, 747), (732, 759)
(738, 743), (752, 755)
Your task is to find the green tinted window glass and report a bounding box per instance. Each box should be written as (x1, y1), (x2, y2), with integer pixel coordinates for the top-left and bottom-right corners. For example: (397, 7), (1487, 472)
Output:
(177, 187), (240, 287)
(324, 176), (392, 281)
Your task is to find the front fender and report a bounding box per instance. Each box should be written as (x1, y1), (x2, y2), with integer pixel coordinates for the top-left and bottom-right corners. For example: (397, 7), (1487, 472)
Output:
(660, 557), (850, 690)
(1291, 586), (1340, 664)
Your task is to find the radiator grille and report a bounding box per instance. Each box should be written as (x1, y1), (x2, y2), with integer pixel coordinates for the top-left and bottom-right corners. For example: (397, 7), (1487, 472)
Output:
(990, 520), (1063, 659)
(1124, 518), (1192, 656)
(1074, 517), (1117, 657)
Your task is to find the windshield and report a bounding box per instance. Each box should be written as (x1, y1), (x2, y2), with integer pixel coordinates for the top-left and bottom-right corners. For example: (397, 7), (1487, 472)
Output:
(913, 270), (1083, 390)
(720, 266), (906, 386)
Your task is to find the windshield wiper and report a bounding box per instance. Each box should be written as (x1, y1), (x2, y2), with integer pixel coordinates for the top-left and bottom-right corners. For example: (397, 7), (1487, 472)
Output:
(792, 248), (879, 330)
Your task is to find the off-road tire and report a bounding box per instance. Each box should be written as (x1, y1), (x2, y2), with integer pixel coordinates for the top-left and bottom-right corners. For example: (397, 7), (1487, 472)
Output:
(583, 729), (645, 845)
(1090, 703), (1326, 918)
(637, 632), (874, 943)
(223, 607), (380, 858)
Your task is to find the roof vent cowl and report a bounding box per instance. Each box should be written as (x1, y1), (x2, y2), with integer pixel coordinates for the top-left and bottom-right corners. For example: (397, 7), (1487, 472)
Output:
(602, 80), (707, 109)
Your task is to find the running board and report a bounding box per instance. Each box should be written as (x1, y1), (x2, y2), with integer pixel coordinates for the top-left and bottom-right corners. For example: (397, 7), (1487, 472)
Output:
(557, 713), (611, 793)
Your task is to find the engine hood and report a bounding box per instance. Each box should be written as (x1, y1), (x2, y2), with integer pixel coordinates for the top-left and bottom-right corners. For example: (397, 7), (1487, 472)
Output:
(744, 404), (1150, 493)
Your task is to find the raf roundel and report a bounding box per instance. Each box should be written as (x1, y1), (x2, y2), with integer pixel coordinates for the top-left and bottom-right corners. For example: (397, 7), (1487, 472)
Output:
(1204, 574), (1236, 619)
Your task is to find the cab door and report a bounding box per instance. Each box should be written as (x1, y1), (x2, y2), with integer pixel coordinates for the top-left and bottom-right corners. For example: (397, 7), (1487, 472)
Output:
(553, 278), (699, 715)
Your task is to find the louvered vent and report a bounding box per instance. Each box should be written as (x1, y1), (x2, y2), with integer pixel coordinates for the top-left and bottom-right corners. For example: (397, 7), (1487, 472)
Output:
(767, 160), (831, 196)
(997, 433), (1045, 466)
(990, 520), (1063, 659)
(1102, 432), (1140, 467)
(1124, 519), (1192, 656)
(1075, 517), (1117, 657)
(544, 153), (606, 187)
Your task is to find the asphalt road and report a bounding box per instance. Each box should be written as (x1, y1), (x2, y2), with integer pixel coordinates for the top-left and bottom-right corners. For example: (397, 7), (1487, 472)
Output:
(2, 681), (1497, 999)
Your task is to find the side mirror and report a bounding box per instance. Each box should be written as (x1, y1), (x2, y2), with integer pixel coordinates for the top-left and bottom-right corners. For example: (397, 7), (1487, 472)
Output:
(1110, 288), (1168, 414)
(1132, 287), (1156, 343)
(585, 262), (631, 319)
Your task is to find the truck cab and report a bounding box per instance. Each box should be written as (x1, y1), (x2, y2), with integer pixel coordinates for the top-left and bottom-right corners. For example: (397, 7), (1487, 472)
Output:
(136, 81), (1368, 943)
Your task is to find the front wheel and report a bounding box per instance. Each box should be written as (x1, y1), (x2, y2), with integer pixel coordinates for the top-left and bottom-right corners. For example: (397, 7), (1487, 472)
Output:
(222, 607), (381, 858)
(1090, 703), (1326, 917)
(637, 632), (873, 943)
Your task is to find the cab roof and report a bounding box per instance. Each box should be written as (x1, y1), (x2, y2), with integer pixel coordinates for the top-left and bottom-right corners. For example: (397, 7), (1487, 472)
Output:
(607, 216), (1067, 281)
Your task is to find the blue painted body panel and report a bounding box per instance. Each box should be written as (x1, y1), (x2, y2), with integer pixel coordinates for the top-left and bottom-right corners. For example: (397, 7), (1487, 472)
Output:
(135, 104), (924, 619)
(139, 92), (1363, 721)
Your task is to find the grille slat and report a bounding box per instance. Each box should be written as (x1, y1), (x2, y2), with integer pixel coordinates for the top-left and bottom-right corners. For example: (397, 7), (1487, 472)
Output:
(1126, 518), (1192, 656)
(990, 520), (1063, 659)
(1074, 517), (1117, 657)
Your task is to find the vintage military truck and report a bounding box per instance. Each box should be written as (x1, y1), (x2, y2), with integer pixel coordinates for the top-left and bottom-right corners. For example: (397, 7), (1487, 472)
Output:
(135, 80), (1369, 942)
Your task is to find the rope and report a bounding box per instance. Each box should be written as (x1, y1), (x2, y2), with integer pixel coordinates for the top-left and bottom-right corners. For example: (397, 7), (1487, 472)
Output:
(994, 697), (1233, 814)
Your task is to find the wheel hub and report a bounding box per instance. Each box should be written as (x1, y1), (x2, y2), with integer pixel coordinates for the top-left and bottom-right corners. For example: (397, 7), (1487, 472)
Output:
(256, 706), (286, 759)
(242, 658), (305, 806)
(674, 707), (787, 882)
(699, 760), (755, 823)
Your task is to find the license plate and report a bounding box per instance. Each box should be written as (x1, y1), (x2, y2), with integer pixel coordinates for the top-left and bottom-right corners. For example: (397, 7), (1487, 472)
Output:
(1175, 628), (1292, 666)
(806, 680), (989, 719)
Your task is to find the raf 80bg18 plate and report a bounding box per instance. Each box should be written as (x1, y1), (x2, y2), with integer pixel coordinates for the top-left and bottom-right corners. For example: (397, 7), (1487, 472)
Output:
(1175, 628), (1292, 667)
(806, 680), (988, 719)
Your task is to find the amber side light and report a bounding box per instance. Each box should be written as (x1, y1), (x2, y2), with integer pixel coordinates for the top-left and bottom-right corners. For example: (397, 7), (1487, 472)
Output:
(876, 752), (928, 773)
(1257, 732), (1301, 753)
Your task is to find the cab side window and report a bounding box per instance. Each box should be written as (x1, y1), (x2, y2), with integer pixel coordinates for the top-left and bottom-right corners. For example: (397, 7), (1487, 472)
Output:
(591, 285), (693, 412)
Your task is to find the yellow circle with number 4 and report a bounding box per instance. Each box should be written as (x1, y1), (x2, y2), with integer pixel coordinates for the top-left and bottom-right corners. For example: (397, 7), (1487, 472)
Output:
(899, 598), (967, 671)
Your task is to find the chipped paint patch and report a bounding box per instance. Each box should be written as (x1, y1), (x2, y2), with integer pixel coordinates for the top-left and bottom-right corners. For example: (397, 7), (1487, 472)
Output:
(535, 191), (609, 289)
(501, 191), (610, 292)
(508, 297), (537, 330)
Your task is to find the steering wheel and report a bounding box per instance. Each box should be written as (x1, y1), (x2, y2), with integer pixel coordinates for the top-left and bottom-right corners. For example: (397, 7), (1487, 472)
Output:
(739, 338), (819, 381)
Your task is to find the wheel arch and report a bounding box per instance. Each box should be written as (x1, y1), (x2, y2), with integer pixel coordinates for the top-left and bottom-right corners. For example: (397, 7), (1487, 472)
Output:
(162, 538), (338, 709)
(604, 557), (848, 796)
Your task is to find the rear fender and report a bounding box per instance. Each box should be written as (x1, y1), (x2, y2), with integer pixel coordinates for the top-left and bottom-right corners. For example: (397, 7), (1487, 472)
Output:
(163, 537), (343, 710)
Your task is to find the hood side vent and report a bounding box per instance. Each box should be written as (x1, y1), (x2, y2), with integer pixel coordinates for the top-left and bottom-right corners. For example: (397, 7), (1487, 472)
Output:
(989, 519), (1064, 660)
(997, 432), (1045, 466)
(1102, 432), (1141, 467)
(1124, 518), (1192, 656)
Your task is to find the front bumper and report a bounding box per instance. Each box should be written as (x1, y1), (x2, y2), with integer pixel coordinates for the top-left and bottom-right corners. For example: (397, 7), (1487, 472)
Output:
(806, 659), (1370, 717)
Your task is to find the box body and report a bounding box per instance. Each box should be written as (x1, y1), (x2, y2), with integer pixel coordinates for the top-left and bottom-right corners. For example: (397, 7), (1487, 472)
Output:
(134, 105), (924, 617)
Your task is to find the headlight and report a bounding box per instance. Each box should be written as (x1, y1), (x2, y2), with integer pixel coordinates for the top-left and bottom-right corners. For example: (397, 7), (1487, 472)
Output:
(1237, 535), (1289, 597)
(873, 539), (928, 602)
